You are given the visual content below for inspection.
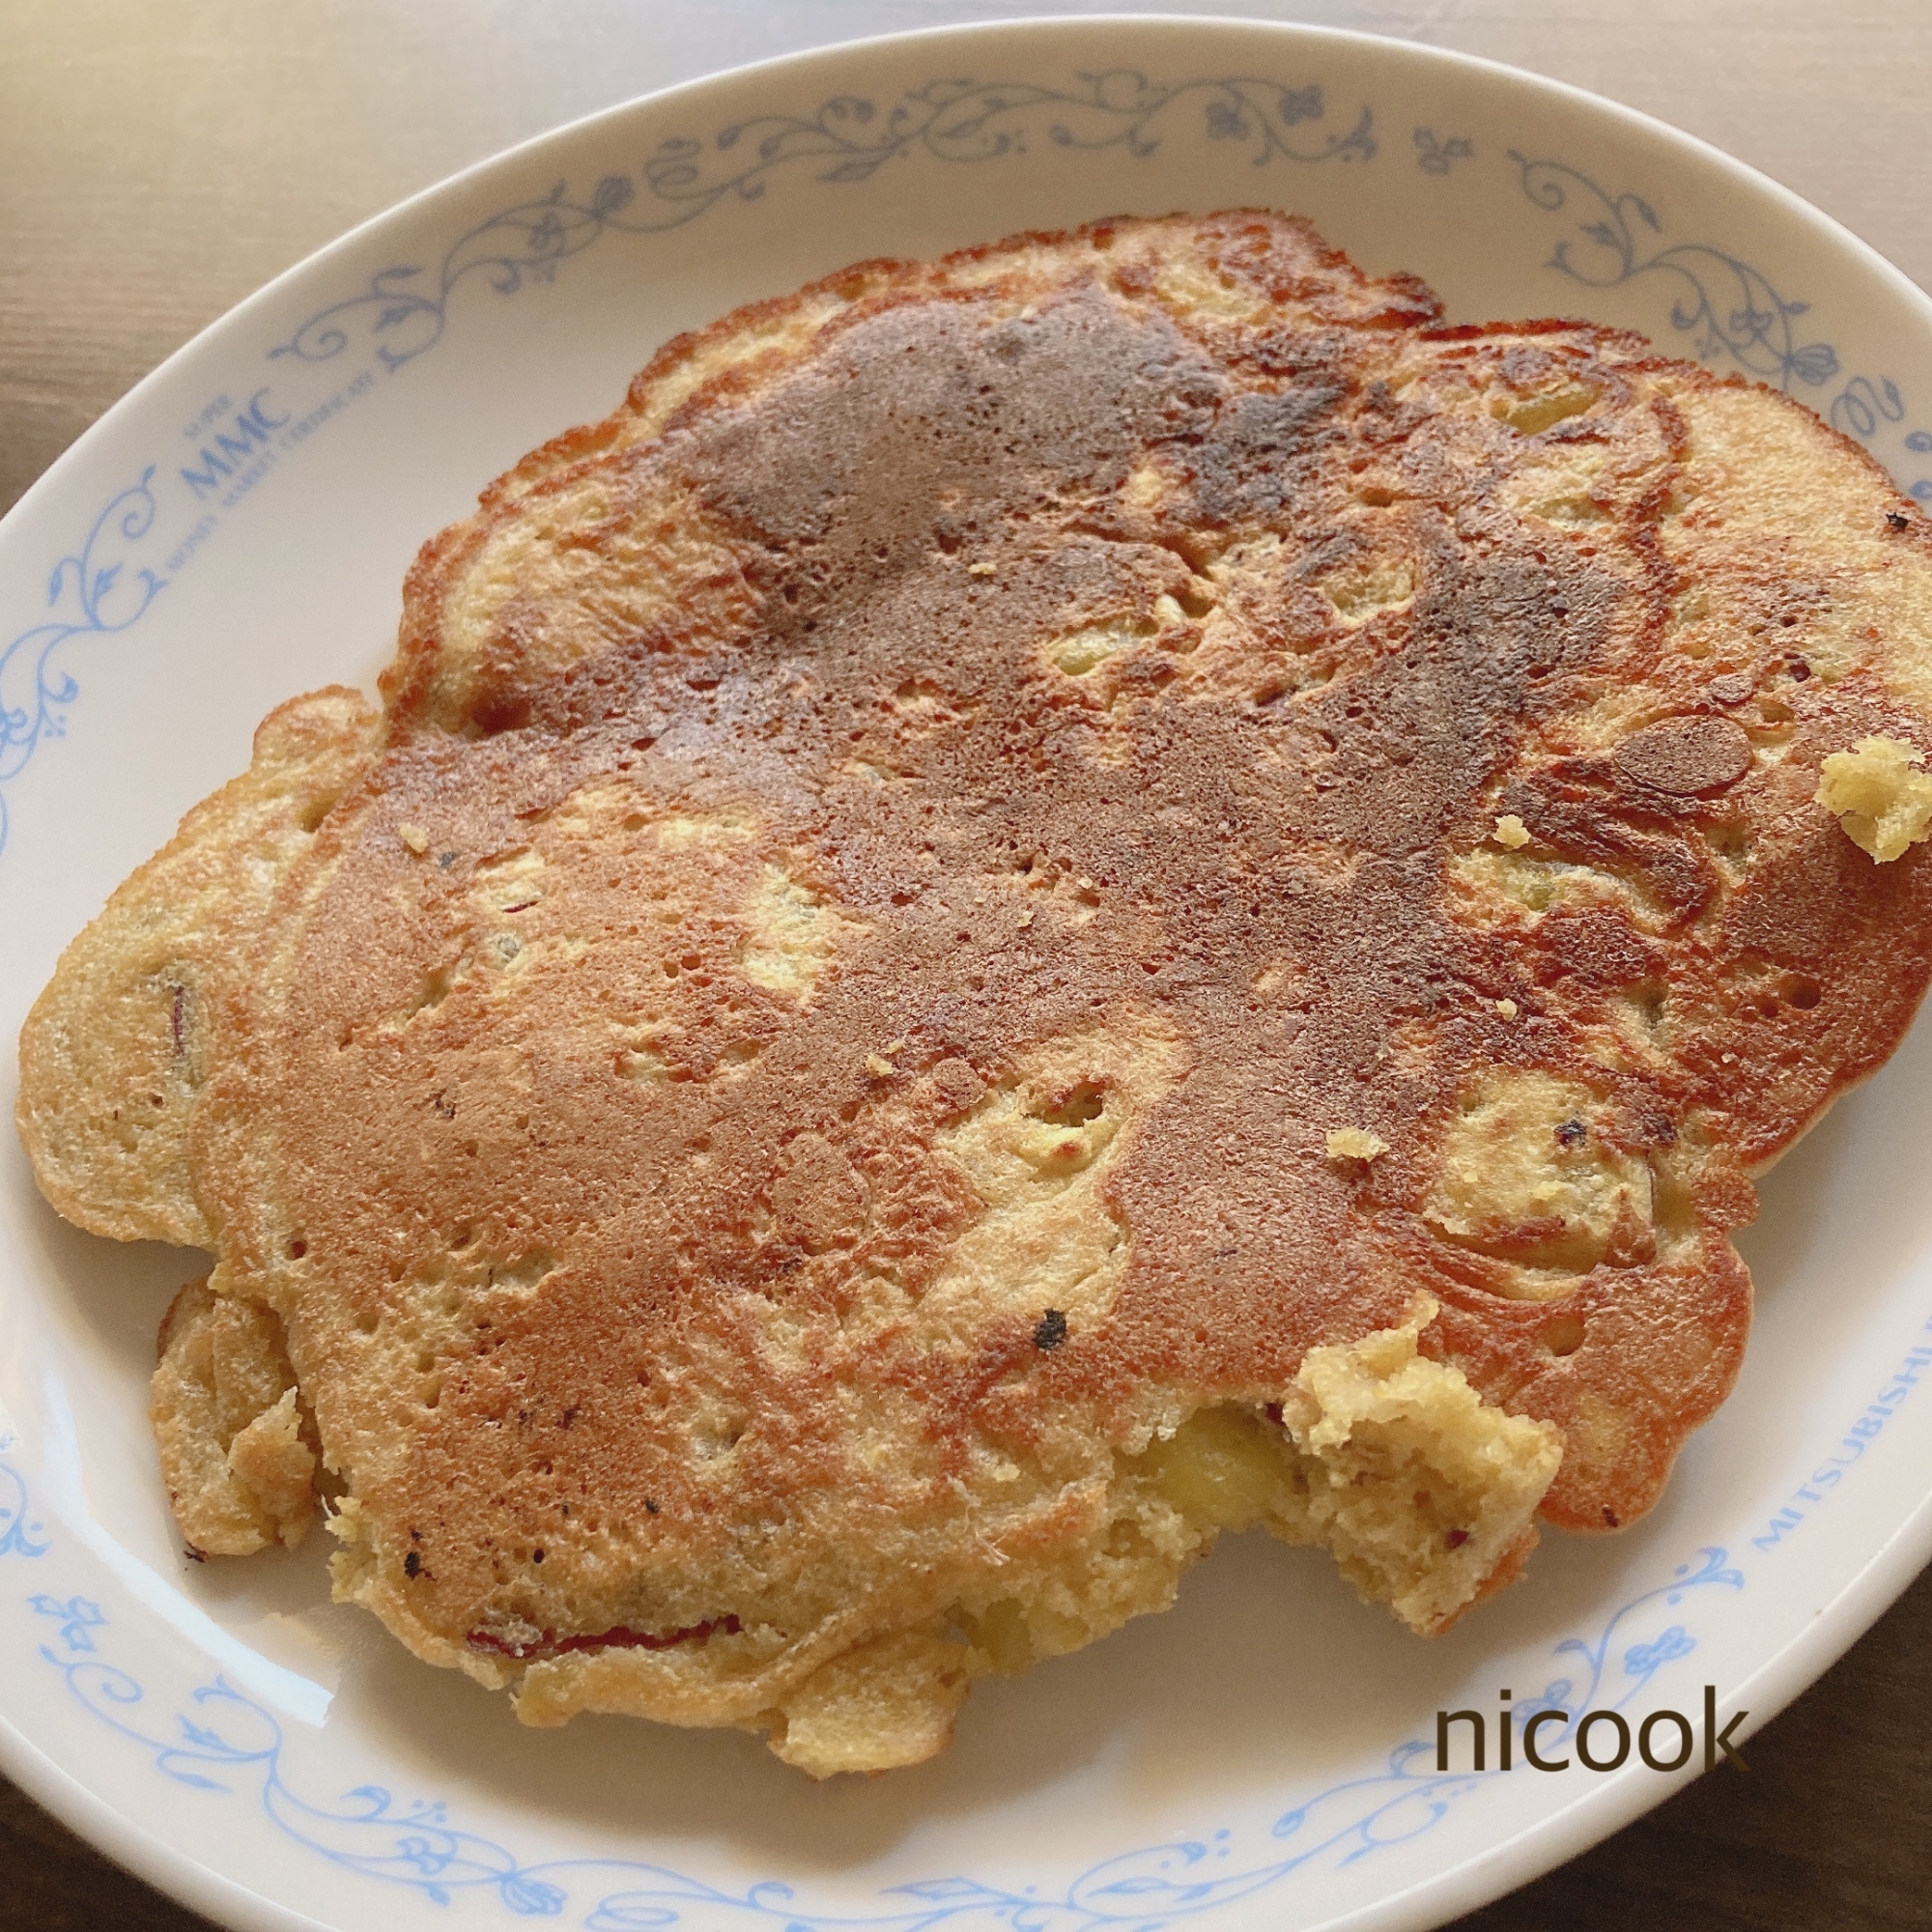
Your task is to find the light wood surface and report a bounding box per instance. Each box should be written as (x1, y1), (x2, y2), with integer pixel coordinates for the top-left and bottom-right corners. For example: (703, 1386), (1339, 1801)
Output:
(5, 4), (1931, 1928)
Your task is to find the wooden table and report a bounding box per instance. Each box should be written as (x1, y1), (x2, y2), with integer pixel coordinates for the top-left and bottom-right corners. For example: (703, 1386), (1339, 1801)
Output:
(5, 4), (1930, 1926)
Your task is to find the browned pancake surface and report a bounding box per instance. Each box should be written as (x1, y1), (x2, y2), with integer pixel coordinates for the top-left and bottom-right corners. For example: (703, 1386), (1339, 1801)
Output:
(25, 213), (1932, 1771)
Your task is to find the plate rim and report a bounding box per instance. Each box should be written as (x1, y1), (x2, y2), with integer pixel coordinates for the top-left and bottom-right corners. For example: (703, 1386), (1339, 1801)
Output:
(5, 14), (1932, 1932)
(11, 9), (1932, 543)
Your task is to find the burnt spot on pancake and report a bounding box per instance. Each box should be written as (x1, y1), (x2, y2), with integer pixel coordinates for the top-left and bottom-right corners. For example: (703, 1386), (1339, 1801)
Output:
(1034, 1309), (1069, 1351)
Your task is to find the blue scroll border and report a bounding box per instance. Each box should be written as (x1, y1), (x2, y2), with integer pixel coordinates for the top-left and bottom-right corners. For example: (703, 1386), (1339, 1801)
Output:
(5, 69), (1931, 863)
(5, 1425), (1742, 1928)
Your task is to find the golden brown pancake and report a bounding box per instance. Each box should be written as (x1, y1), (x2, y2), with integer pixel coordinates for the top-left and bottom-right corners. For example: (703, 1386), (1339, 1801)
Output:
(20, 212), (1932, 1776)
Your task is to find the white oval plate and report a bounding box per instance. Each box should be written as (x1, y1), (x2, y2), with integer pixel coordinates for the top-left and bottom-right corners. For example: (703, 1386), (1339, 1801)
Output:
(6, 17), (1932, 1932)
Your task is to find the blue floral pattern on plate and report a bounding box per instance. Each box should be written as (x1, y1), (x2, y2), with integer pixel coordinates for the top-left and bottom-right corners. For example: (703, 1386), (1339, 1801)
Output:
(1828, 376), (1932, 499)
(7, 69), (1932, 867)
(0, 1438), (49, 1561)
(271, 73), (1374, 376)
(1412, 128), (1473, 176)
(1508, 152), (1932, 495)
(1509, 151), (1837, 388)
(0, 469), (165, 859)
(7, 1433), (1742, 1930)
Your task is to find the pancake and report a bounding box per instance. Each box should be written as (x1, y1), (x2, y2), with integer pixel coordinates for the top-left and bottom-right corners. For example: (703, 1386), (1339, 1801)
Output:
(20, 212), (1932, 1776)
